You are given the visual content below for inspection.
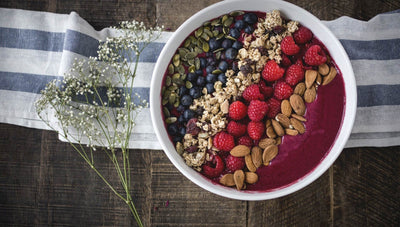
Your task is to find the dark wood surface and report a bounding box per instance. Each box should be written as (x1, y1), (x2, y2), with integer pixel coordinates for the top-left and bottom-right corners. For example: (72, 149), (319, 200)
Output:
(1, 0), (399, 226)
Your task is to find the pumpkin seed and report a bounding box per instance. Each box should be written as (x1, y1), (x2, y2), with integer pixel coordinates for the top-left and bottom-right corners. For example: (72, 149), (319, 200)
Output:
(221, 15), (229, 25)
(202, 42), (210, 52)
(211, 18), (221, 26)
(162, 99), (168, 106)
(176, 142), (184, 155)
(212, 29), (219, 37)
(204, 28), (214, 38)
(216, 33), (225, 40)
(194, 58), (200, 70)
(165, 76), (171, 86)
(163, 107), (170, 117)
(195, 27), (203, 37)
(184, 38), (191, 48)
(166, 117), (177, 124)
(169, 93), (176, 104)
(187, 58), (195, 66)
(201, 32), (209, 41)
(181, 73), (187, 80)
(212, 69), (222, 74)
(168, 64), (174, 74)
(176, 65), (185, 75)
(178, 48), (189, 57)
(203, 21), (211, 27)
(223, 17), (234, 27)
(188, 65), (196, 73)
(213, 47), (224, 53)
(172, 73), (181, 84)
(185, 81), (193, 89)
(226, 35), (236, 41)
(186, 52), (196, 60)
(230, 11), (244, 17)
(215, 51), (221, 60)
(173, 54), (180, 67)
(223, 27), (229, 35)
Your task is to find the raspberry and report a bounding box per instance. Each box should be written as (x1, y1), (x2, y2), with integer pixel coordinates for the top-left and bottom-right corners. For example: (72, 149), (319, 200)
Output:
(266, 98), (281, 118)
(293, 26), (313, 44)
(262, 60), (285, 82)
(274, 81), (293, 100)
(248, 100), (269, 121)
(247, 121), (265, 140)
(229, 101), (248, 120)
(213, 131), (235, 152)
(285, 64), (304, 86)
(281, 54), (292, 67)
(258, 81), (274, 98)
(280, 36), (300, 56)
(227, 121), (247, 137)
(242, 84), (264, 102)
(202, 155), (224, 178)
(238, 135), (253, 147)
(225, 155), (245, 173)
(304, 45), (327, 66)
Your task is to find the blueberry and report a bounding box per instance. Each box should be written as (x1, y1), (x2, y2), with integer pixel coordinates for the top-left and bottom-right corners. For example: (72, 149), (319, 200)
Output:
(218, 73), (227, 84)
(244, 25), (254, 34)
(234, 20), (246, 30)
(179, 87), (188, 96)
(206, 73), (217, 83)
(181, 94), (192, 106)
(221, 39), (233, 49)
(173, 136), (182, 144)
(183, 109), (195, 120)
(206, 65), (216, 74)
(187, 72), (197, 82)
(189, 87), (202, 99)
(229, 28), (240, 39)
(232, 61), (239, 72)
(232, 41), (243, 50)
(205, 83), (215, 94)
(179, 127), (186, 136)
(225, 48), (238, 60)
(207, 57), (216, 66)
(199, 58), (207, 69)
(177, 105), (185, 113)
(196, 76), (206, 86)
(209, 38), (221, 51)
(243, 13), (258, 24)
(178, 114), (186, 123)
(195, 69), (203, 76)
(167, 124), (179, 135)
(218, 61), (229, 72)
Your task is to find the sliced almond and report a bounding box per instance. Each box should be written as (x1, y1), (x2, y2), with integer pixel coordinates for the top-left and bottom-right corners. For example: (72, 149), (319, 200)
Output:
(263, 145), (278, 164)
(305, 70), (318, 88)
(304, 86), (316, 103)
(281, 99), (292, 117)
(220, 99), (229, 114)
(285, 128), (298, 136)
(271, 119), (285, 137)
(276, 113), (291, 128)
(289, 94), (306, 116)
(233, 170), (245, 190)
(290, 118), (306, 134)
(245, 154), (257, 172)
(220, 174), (235, 186)
(322, 66), (337, 85)
(318, 63), (330, 76)
(230, 145), (250, 157)
(245, 172), (259, 184)
(266, 126), (277, 139)
(258, 138), (276, 149)
(251, 146), (263, 168)
(294, 82), (306, 96)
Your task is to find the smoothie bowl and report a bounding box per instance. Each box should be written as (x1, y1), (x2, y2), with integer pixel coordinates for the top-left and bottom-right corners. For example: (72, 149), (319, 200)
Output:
(150, 0), (356, 200)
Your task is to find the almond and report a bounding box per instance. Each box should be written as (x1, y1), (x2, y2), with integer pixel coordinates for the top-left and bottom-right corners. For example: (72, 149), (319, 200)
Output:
(251, 146), (263, 168)
(265, 119), (272, 128)
(290, 118), (305, 134)
(230, 145), (250, 157)
(281, 99), (292, 117)
(263, 145), (278, 164)
(294, 82), (306, 96)
(220, 174), (235, 187)
(318, 63), (330, 76)
(271, 119), (285, 136)
(245, 154), (257, 172)
(322, 66), (337, 85)
(304, 86), (316, 103)
(258, 138), (276, 149)
(276, 113), (291, 128)
(245, 172), (259, 184)
(285, 128), (298, 136)
(305, 70), (318, 88)
(291, 113), (306, 122)
(289, 94), (306, 116)
(275, 137), (282, 145)
(316, 72), (322, 85)
(233, 170), (245, 190)
(266, 126), (277, 139)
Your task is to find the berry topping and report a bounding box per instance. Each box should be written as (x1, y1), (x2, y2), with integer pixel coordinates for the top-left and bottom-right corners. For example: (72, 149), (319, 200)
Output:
(266, 98), (281, 119)
(242, 84), (264, 102)
(285, 64), (305, 86)
(258, 81), (274, 98)
(247, 121), (265, 140)
(202, 155), (224, 178)
(229, 101), (248, 120)
(227, 121), (247, 137)
(293, 26), (313, 44)
(274, 81), (293, 100)
(304, 45), (327, 66)
(262, 60), (285, 82)
(237, 135), (253, 147)
(225, 155), (245, 173)
(280, 36), (300, 56)
(248, 100), (269, 121)
(213, 131), (235, 152)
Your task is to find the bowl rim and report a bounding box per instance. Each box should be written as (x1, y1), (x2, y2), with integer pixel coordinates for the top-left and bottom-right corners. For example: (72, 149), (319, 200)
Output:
(150, 0), (357, 200)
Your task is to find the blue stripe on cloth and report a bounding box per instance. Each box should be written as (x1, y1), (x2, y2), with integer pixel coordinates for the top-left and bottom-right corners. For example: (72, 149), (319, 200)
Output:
(0, 27), (64, 52)
(357, 84), (400, 107)
(340, 39), (400, 60)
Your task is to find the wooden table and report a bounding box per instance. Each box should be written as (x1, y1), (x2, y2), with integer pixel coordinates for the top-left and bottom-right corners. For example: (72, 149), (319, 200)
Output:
(1, 0), (399, 226)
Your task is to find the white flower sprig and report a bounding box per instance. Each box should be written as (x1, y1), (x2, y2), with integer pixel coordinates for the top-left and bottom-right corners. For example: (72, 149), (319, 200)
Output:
(35, 21), (162, 227)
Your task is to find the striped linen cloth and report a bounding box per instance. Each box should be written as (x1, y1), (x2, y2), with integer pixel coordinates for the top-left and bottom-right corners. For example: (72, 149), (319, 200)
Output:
(0, 8), (399, 149)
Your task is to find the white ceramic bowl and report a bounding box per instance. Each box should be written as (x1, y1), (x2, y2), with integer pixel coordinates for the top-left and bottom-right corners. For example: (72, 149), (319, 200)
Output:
(150, 0), (356, 200)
